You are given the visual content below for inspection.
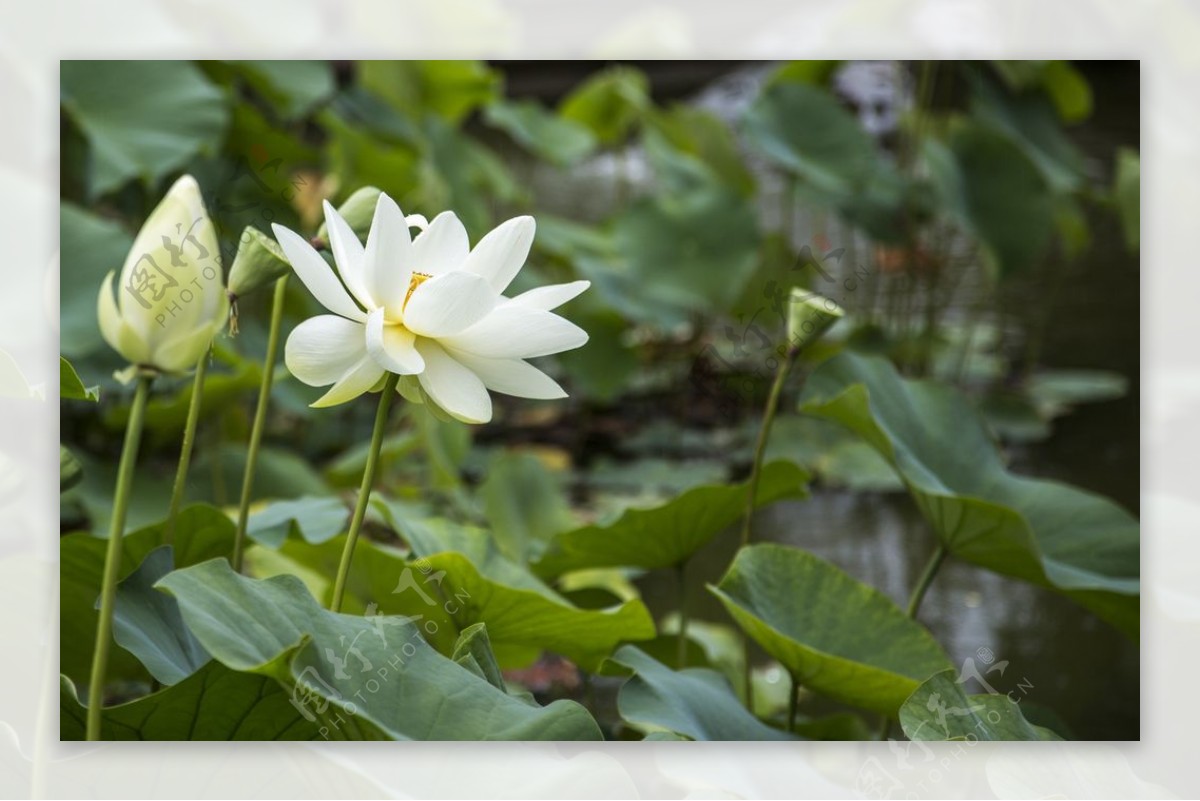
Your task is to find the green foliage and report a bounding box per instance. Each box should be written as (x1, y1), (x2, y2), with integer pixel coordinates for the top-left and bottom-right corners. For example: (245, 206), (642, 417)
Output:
(609, 646), (793, 741)
(61, 445), (83, 492)
(61, 61), (229, 198)
(358, 510), (657, 671)
(61, 664), (321, 741)
(111, 546), (210, 685)
(220, 60), (336, 121)
(745, 81), (878, 193)
(558, 67), (649, 145)
(533, 461), (808, 578)
(711, 544), (951, 715)
(800, 353), (1139, 636)
(484, 100), (597, 167)
(479, 450), (576, 563)
(943, 122), (1054, 276)
(58, 60), (1138, 742)
(246, 496), (349, 548)
(60, 204), (133, 360)
(1114, 147), (1140, 250)
(451, 623), (508, 691)
(60, 504), (235, 691)
(158, 559), (602, 739)
(60, 356), (99, 401)
(899, 669), (1062, 741)
(359, 60), (500, 125)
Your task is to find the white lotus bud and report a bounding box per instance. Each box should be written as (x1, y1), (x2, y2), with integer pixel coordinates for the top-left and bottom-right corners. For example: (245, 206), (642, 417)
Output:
(97, 175), (229, 374)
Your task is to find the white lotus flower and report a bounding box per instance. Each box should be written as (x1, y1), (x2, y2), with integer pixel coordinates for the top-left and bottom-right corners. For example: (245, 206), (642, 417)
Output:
(274, 194), (589, 423)
(97, 175), (229, 374)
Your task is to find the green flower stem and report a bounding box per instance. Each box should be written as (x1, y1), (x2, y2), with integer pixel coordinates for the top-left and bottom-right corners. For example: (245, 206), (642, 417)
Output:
(164, 349), (209, 545)
(330, 372), (400, 613)
(675, 560), (690, 669)
(232, 275), (288, 573)
(738, 348), (801, 707)
(87, 373), (153, 741)
(739, 349), (800, 549)
(906, 543), (949, 619)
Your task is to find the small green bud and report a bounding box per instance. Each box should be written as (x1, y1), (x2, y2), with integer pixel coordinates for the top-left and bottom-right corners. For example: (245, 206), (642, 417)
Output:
(786, 288), (843, 354)
(228, 226), (290, 299)
(316, 186), (382, 243)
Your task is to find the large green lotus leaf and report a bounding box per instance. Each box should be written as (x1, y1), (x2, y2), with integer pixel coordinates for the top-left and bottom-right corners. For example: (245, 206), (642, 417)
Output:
(156, 559), (602, 740)
(969, 71), (1086, 193)
(612, 183), (761, 317)
(608, 645), (793, 741)
(743, 81), (878, 194)
(483, 99), (596, 167)
(558, 66), (649, 145)
(61, 60), (229, 197)
(478, 450), (576, 564)
(799, 353), (1139, 636)
(533, 461), (808, 578)
(59, 204), (133, 360)
(710, 544), (951, 716)
(221, 60), (335, 120)
(247, 495), (349, 548)
(60, 663), (324, 741)
(279, 518), (655, 672)
(899, 669), (1062, 741)
(644, 108), (755, 197)
(943, 122), (1055, 276)
(111, 545), (210, 686)
(359, 60), (499, 125)
(60, 504), (235, 691)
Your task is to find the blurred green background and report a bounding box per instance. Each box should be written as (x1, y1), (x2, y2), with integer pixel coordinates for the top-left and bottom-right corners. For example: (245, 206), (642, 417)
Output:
(59, 60), (1139, 738)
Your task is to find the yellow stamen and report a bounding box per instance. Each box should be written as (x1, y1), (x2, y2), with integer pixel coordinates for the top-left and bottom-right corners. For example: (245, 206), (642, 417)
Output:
(405, 271), (432, 308)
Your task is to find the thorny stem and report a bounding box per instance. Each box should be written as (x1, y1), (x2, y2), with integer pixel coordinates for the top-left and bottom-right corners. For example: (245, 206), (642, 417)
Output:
(87, 374), (153, 741)
(232, 275), (288, 573)
(165, 349), (209, 544)
(330, 372), (400, 613)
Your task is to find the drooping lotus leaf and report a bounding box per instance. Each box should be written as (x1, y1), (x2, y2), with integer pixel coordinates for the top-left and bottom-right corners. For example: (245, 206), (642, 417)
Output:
(60, 504), (236, 691)
(710, 544), (952, 715)
(156, 558), (602, 741)
(60, 664), (326, 741)
(608, 645), (794, 741)
(110, 545), (210, 686)
(799, 353), (1139, 637)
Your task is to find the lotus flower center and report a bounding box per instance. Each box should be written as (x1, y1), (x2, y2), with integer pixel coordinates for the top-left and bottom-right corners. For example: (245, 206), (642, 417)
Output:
(404, 272), (432, 309)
